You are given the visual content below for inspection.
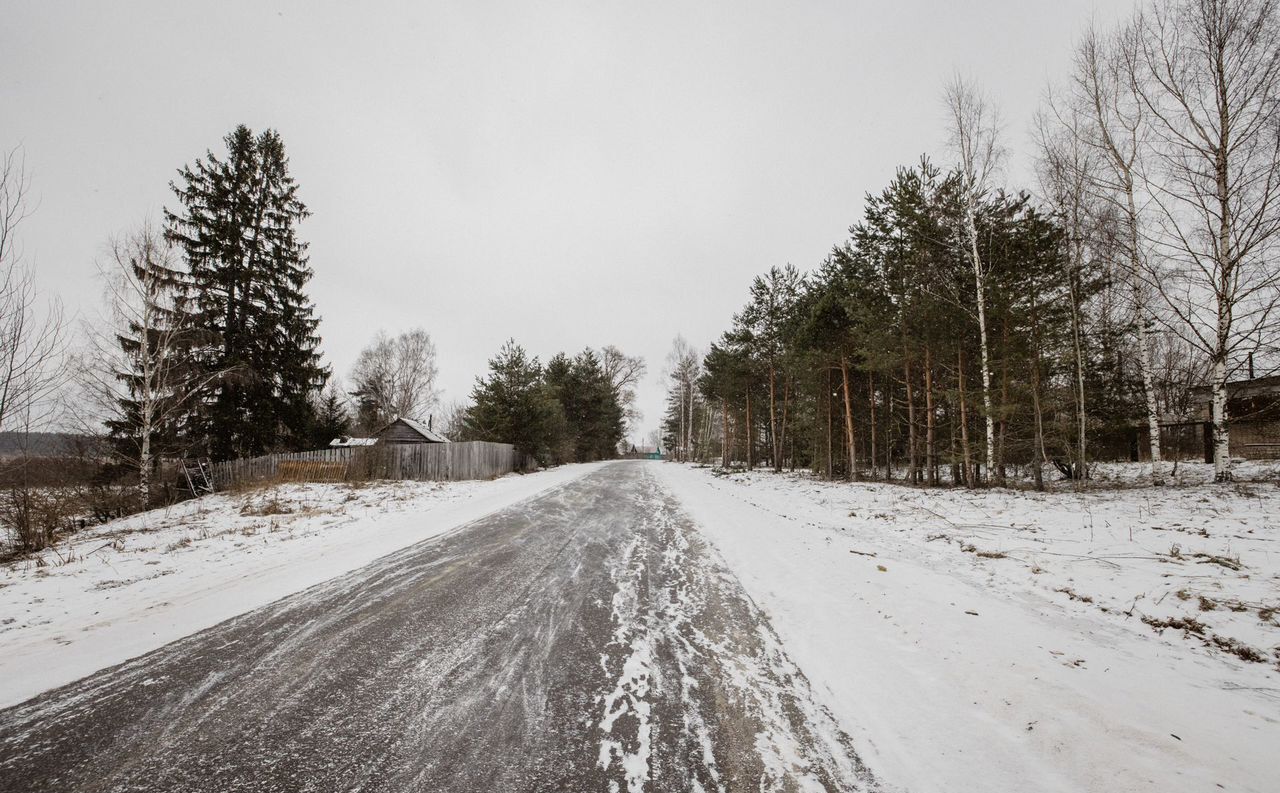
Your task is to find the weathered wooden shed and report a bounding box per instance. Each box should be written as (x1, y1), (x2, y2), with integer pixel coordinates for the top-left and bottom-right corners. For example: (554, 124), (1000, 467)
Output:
(1189, 375), (1280, 460)
(375, 417), (450, 445)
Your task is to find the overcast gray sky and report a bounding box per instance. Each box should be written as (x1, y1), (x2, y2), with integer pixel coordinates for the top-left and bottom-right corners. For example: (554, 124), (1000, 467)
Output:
(3, 0), (1129, 442)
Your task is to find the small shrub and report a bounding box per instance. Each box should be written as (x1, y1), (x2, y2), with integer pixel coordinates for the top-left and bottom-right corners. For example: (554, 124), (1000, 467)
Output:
(0, 487), (78, 554)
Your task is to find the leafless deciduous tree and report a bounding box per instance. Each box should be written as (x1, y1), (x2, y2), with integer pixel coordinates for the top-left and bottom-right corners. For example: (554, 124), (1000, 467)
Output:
(0, 147), (67, 551)
(943, 76), (1004, 482)
(77, 222), (216, 507)
(435, 398), (471, 442)
(350, 328), (440, 428)
(1064, 21), (1169, 484)
(1035, 102), (1096, 482)
(1137, 0), (1280, 481)
(663, 335), (701, 462)
(0, 147), (64, 439)
(599, 344), (646, 432)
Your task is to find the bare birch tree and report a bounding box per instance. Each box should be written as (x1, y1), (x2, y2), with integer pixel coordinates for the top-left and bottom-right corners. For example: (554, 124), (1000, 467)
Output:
(943, 76), (1004, 483)
(1035, 104), (1096, 482)
(663, 335), (700, 462)
(78, 222), (216, 507)
(1066, 21), (1169, 485)
(1136, 0), (1280, 481)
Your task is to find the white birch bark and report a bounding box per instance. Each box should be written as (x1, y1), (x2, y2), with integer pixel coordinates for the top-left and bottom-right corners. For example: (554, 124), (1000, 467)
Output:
(1135, 0), (1280, 483)
(945, 77), (1004, 483)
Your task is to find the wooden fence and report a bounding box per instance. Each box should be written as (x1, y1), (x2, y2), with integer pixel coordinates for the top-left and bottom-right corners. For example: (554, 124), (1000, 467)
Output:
(210, 442), (537, 490)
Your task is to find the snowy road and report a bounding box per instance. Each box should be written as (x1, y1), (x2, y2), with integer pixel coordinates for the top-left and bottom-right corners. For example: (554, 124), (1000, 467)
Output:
(0, 462), (877, 792)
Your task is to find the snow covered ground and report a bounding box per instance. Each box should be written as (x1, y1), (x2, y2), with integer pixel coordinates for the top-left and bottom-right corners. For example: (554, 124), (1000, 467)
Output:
(1078, 459), (1280, 488)
(653, 462), (1280, 793)
(0, 464), (597, 708)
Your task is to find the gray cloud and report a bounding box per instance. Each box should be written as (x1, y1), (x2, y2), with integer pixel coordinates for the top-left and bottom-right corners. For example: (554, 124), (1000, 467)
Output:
(1, 0), (1127, 440)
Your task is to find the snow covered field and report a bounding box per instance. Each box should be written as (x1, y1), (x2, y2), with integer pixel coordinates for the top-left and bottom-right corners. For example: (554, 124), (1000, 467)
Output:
(653, 462), (1280, 793)
(0, 464), (597, 708)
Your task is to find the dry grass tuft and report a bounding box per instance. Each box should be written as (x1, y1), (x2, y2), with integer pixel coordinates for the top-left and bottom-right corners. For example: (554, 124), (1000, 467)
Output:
(1055, 587), (1094, 604)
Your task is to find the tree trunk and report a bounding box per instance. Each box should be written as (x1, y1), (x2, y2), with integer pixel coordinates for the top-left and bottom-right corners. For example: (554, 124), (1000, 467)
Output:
(996, 321), (1009, 486)
(948, 399), (960, 486)
(840, 357), (857, 481)
(958, 350), (973, 487)
(885, 387), (894, 480)
(1212, 81), (1234, 483)
(1211, 352), (1231, 481)
(139, 407), (153, 509)
(721, 397), (730, 468)
(745, 387), (753, 471)
(963, 203), (996, 480)
(1030, 357), (1046, 492)
(905, 358), (918, 484)
(687, 380), (695, 463)
(825, 368), (833, 480)
(1028, 264), (1046, 491)
(1120, 187), (1164, 485)
(924, 346), (937, 486)
(677, 383), (686, 462)
(867, 373), (877, 479)
(779, 374), (791, 472)
(1068, 246), (1088, 482)
(767, 365), (779, 472)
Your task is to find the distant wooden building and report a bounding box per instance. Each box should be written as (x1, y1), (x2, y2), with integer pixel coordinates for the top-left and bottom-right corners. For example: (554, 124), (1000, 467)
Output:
(1113, 375), (1280, 463)
(1189, 375), (1280, 460)
(329, 436), (377, 448)
(375, 417), (450, 445)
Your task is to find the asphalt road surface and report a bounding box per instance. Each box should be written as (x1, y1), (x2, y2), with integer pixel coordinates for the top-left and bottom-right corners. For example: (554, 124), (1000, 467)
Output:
(0, 462), (879, 792)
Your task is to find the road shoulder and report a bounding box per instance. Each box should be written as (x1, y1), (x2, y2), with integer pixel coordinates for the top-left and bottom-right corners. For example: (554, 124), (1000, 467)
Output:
(0, 463), (602, 708)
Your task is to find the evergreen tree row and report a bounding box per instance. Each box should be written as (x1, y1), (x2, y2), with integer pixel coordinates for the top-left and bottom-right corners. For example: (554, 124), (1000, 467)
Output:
(460, 340), (625, 465)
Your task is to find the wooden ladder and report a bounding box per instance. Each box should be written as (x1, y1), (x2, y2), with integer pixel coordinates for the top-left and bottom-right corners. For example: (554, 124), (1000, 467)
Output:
(182, 457), (215, 496)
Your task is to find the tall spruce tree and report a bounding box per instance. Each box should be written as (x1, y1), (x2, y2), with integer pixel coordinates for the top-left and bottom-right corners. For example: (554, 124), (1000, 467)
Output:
(165, 125), (327, 460)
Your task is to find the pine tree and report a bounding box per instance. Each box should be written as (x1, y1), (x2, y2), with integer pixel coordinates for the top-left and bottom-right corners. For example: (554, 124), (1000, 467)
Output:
(735, 265), (805, 471)
(165, 125), (328, 460)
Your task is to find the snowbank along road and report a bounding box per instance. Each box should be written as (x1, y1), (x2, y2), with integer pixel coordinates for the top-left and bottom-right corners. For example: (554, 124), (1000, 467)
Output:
(0, 462), (879, 792)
